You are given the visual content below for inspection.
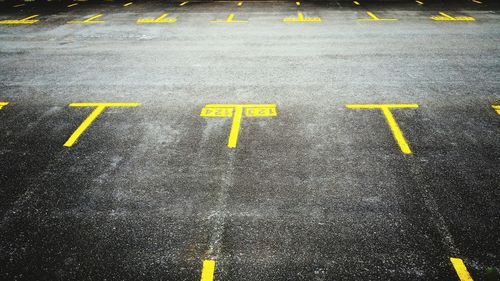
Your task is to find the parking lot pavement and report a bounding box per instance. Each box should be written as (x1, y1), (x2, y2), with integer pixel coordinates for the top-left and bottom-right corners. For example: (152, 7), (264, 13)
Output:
(0, 0), (499, 280)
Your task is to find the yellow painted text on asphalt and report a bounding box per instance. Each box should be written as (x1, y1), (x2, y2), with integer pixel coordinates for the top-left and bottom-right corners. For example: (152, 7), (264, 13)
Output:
(200, 104), (277, 148)
(283, 12), (321, 22)
(431, 12), (475, 21)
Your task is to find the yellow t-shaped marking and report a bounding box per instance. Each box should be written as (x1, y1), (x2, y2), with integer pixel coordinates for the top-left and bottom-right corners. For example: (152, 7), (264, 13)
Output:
(346, 104), (419, 155)
(0, 15), (39, 25)
(64, 102), (140, 147)
(492, 105), (500, 116)
(283, 12), (321, 22)
(200, 259), (216, 281)
(0, 102), (9, 109)
(137, 13), (176, 23)
(67, 14), (105, 24)
(357, 11), (398, 21)
(431, 12), (475, 21)
(210, 13), (248, 23)
(450, 258), (474, 281)
(200, 104), (277, 148)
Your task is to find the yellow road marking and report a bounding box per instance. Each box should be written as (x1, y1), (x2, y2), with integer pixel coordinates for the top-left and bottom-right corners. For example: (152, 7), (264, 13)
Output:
(492, 105), (500, 115)
(228, 106), (243, 148)
(353, 1), (360, 5)
(283, 12), (321, 22)
(67, 3), (78, 7)
(64, 102), (140, 147)
(137, 13), (176, 23)
(296, 1), (300, 6)
(0, 102), (9, 109)
(237, 1), (243, 7)
(13, 4), (25, 7)
(179, 1), (189, 6)
(0, 15), (39, 25)
(200, 260), (216, 281)
(200, 104), (277, 148)
(416, 0), (423, 5)
(431, 12), (475, 21)
(358, 11), (398, 21)
(67, 14), (105, 24)
(123, 2), (132, 7)
(210, 13), (247, 23)
(472, 0), (482, 4)
(450, 258), (474, 281)
(346, 104), (418, 155)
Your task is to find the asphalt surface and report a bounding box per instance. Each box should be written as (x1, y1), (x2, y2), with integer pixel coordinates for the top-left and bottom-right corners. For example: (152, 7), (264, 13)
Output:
(0, 0), (499, 280)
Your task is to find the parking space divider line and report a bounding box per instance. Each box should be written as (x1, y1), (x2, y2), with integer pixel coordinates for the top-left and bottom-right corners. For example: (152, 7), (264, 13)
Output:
(200, 259), (216, 281)
(450, 257), (474, 281)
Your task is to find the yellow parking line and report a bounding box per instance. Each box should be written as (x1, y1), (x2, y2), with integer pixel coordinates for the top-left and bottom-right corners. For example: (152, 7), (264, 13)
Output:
(353, 1), (360, 5)
(137, 13), (176, 23)
(492, 105), (500, 115)
(210, 13), (248, 23)
(450, 258), (474, 281)
(0, 102), (9, 109)
(64, 102), (140, 147)
(67, 3), (78, 7)
(283, 12), (321, 22)
(179, 1), (189, 6)
(472, 0), (482, 4)
(237, 1), (243, 7)
(200, 104), (277, 148)
(67, 14), (105, 24)
(123, 2), (132, 7)
(13, 4), (25, 7)
(358, 11), (398, 21)
(431, 12), (475, 21)
(346, 104), (419, 155)
(416, 0), (423, 5)
(227, 106), (243, 148)
(200, 260), (216, 281)
(0, 15), (39, 25)
(296, 1), (300, 6)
